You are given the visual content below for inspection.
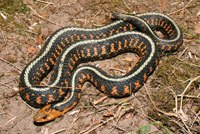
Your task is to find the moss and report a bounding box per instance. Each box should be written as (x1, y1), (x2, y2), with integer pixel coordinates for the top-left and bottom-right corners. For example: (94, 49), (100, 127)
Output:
(151, 56), (199, 90)
(0, 0), (29, 14)
(0, 0), (29, 32)
(147, 109), (180, 132)
(148, 55), (200, 133)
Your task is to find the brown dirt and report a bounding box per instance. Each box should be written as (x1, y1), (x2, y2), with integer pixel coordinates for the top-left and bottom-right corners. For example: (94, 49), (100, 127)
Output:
(0, 0), (200, 134)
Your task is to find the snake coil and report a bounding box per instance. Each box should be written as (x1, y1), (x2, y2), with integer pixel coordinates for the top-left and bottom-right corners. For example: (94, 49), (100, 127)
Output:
(19, 12), (183, 122)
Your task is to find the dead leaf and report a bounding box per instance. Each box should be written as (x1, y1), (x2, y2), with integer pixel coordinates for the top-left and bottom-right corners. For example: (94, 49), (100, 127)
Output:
(37, 33), (43, 45)
(112, 65), (122, 70)
(125, 113), (131, 119)
(194, 24), (200, 35)
(197, 9), (200, 16)
(84, 123), (90, 129)
(93, 121), (100, 126)
(125, 64), (131, 73)
(103, 112), (114, 117)
(7, 55), (17, 63)
(123, 56), (136, 62)
(20, 39), (28, 44)
(0, 45), (2, 52)
(27, 46), (37, 55)
(41, 14), (48, 18)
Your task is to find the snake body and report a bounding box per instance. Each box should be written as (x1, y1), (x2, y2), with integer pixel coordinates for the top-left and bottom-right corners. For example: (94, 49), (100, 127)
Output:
(19, 12), (183, 122)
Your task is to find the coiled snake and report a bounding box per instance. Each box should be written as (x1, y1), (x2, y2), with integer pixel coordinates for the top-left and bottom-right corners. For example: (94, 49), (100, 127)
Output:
(19, 12), (183, 122)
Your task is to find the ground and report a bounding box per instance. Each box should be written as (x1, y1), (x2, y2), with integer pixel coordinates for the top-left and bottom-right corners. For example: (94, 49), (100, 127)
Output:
(0, 0), (200, 134)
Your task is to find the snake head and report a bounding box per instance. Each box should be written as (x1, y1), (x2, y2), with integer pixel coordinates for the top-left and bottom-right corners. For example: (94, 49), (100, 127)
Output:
(33, 104), (63, 123)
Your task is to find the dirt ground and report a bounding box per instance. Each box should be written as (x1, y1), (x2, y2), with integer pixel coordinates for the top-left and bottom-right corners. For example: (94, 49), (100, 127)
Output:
(0, 0), (200, 134)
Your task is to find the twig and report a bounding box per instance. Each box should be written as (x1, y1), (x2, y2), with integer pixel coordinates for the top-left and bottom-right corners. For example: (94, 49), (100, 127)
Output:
(4, 116), (17, 126)
(37, 0), (55, 10)
(112, 124), (127, 132)
(178, 47), (188, 59)
(75, 107), (107, 123)
(167, 87), (178, 114)
(161, 0), (167, 13)
(178, 59), (200, 68)
(109, 106), (135, 134)
(109, 67), (127, 73)
(79, 117), (114, 134)
(107, 106), (124, 134)
(0, 82), (15, 90)
(179, 116), (193, 134)
(51, 128), (66, 134)
(89, 101), (98, 110)
(79, 122), (97, 134)
(0, 57), (22, 72)
(122, 0), (132, 12)
(179, 76), (200, 110)
(0, 112), (6, 115)
(21, 29), (39, 35)
(171, 119), (188, 133)
(190, 110), (200, 128)
(167, 0), (193, 15)
(177, 94), (200, 99)
(36, 0), (54, 5)
(177, 76), (200, 134)
(99, 95), (135, 107)
(92, 8), (103, 19)
(28, 5), (62, 27)
(67, 110), (80, 132)
(93, 96), (108, 105)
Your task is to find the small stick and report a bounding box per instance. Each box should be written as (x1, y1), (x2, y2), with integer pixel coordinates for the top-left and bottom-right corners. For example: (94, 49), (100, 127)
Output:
(179, 76), (200, 110)
(161, 0), (167, 13)
(171, 119), (188, 133)
(167, 87), (178, 114)
(177, 94), (200, 99)
(28, 5), (62, 27)
(79, 117), (114, 134)
(190, 110), (200, 127)
(36, 0), (54, 5)
(0, 82), (15, 90)
(51, 128), (66, 134)
(93, 96), (108, 105)
(178, 47), (188, 59)
(122, 0), (132, 12)
(109, 67), (127, 73)
(4, 116), (17, 126)
(167, 0), (193, 15)
(177, 76), (200, 134)
(0, 57), (21, 72)
(0, 112), (6, 115)
(180, 116), (193, 134)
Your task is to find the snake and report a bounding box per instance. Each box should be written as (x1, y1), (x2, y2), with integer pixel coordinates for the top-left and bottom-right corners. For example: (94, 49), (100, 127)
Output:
(19, 12), (183, 122)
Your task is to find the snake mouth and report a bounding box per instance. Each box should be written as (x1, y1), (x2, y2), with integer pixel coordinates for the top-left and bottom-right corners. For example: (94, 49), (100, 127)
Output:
(33, 104), (63, 123)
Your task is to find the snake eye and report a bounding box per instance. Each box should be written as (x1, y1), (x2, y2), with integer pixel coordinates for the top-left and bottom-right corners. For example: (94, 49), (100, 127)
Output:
(42, 115), (47, 120)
